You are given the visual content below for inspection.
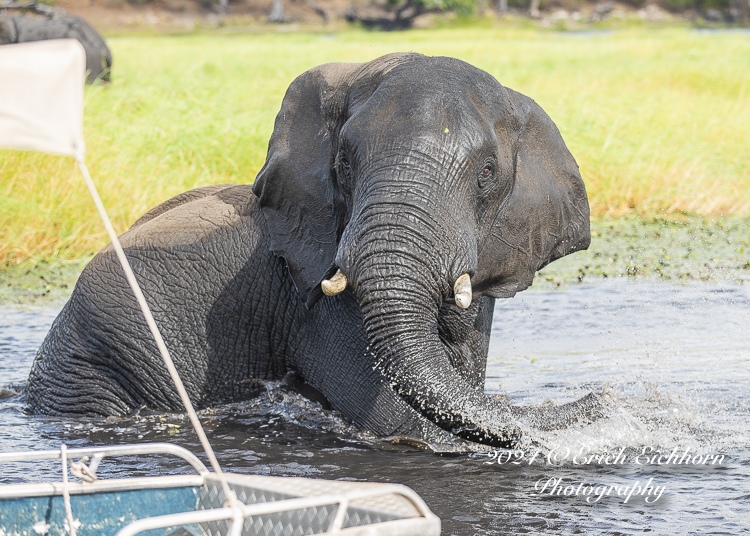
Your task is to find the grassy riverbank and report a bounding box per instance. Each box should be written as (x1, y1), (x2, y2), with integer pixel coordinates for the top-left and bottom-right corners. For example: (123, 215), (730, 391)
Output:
(1, 27), (748, 295)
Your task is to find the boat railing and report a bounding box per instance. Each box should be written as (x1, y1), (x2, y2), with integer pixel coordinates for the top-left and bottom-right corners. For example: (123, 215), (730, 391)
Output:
(114, 481), (437, 536)
(0, 442), (210, 481)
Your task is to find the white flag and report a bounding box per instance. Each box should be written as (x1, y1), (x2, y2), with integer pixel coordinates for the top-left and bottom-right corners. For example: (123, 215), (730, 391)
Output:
(0, 39), (86, 160)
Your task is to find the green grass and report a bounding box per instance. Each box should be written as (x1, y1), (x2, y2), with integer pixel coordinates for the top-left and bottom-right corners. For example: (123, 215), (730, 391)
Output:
(1, 26), (749, 266)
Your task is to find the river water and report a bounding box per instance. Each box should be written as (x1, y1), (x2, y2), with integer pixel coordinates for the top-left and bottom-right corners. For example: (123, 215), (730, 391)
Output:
(1, 279), (748, 535)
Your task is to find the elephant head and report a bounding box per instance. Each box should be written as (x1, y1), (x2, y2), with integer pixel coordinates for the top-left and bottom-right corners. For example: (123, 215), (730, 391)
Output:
(253, 53), (600, 447)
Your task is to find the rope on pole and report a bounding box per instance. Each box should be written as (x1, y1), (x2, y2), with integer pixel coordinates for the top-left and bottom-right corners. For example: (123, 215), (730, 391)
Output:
(60, 444), (78, 536)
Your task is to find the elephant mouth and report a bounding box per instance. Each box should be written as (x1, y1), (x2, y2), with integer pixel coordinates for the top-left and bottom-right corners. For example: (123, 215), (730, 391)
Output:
(482, 281), (527, 299)
(472, 273), (535, 300)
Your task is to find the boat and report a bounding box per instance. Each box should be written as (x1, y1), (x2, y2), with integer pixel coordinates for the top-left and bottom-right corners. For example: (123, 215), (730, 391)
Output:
(0, 39), (440, 536)
(0, 443), (439, 535)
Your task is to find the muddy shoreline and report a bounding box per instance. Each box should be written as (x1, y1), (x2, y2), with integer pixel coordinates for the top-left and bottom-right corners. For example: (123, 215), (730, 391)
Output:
(1, 217), (748, 306)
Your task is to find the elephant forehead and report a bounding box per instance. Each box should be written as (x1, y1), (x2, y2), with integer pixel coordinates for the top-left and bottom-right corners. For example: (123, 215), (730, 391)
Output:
(118, 195), (243, 250)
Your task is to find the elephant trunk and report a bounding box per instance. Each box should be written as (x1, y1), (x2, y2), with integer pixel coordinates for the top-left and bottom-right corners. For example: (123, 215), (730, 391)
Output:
(341, 247), (605, 444)
(354, 272), (607, 444)
(355, 259), (521, 447)
(337, 208), (521, 446)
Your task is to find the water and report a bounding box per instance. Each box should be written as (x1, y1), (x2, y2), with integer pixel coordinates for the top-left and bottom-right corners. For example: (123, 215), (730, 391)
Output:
(1, 279), (749, 535)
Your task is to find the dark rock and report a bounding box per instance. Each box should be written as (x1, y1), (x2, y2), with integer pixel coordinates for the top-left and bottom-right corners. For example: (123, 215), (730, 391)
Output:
(0, 15), (112, 83)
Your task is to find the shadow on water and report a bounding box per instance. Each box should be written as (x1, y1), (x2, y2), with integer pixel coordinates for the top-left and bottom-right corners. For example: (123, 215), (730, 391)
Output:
(1, 279), (749, 535)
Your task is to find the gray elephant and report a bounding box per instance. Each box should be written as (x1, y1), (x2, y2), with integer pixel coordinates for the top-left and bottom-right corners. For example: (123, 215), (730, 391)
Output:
(0, 15), (111, 83)
(26, 53), (603, 447)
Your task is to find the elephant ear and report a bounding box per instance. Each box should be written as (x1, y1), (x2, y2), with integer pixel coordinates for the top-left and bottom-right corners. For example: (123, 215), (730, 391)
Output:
(477, 86), (591, 299)
(252, 63), (360, 309)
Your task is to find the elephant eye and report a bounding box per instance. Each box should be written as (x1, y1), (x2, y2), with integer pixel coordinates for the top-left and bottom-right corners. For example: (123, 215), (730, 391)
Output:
(478, 162), (495, 189)
(339, 155), (352, 179)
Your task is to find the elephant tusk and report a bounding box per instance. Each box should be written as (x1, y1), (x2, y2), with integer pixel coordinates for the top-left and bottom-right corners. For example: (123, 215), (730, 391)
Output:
(453, 273), (472, 309)
(321, 269), (348, 296)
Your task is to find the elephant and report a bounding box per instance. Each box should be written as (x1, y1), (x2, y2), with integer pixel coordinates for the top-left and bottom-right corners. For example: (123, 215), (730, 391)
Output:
(26, 53), (605, 448)
(0, 15), (111, 83)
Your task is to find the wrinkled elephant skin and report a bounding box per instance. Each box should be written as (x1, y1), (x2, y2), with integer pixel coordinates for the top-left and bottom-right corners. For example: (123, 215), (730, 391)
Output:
(26, 54), (604, 447)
